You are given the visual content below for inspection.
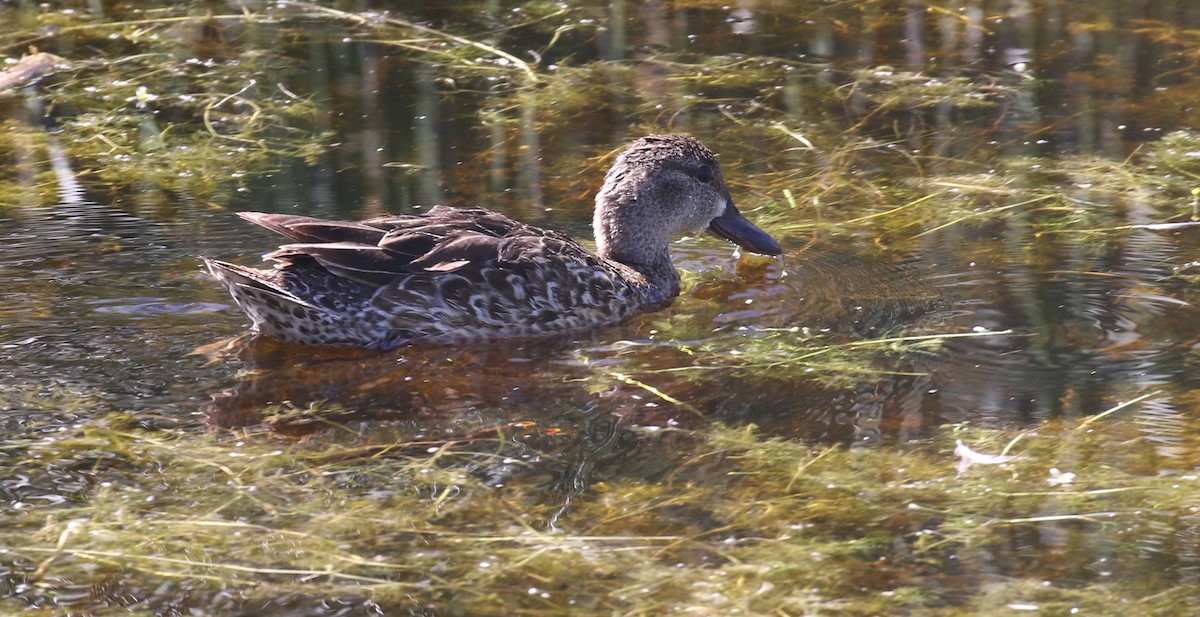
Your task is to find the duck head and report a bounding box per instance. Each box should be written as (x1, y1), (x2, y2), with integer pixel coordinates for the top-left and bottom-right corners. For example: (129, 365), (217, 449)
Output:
(593, 134), (781, 270)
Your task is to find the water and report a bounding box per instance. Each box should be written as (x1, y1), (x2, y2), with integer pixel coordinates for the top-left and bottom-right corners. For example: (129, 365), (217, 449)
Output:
(3, 1), (1200, 614)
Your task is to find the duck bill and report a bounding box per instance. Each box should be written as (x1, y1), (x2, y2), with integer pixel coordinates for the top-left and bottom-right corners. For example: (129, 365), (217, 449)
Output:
(706, 202), (782, 256)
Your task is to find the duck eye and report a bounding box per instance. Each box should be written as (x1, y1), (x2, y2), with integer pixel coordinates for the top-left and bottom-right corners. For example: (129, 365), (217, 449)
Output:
(695, 164), (713, 183)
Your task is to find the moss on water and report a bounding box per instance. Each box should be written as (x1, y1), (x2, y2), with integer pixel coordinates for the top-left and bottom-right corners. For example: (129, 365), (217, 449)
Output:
(3, 397), (1199, 615)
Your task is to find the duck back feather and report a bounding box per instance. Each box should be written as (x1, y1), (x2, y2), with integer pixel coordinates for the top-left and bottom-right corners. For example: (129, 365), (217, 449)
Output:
(205, 206), (645, 349)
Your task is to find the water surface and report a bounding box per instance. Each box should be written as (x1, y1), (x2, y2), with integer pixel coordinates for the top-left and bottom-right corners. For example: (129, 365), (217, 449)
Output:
(3, 1), (1200, 615)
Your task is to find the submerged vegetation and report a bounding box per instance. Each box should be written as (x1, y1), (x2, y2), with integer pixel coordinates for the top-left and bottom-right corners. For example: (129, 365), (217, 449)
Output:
(4, 0), (1200, 615)
(4, 404), (1199, 615)
(4, 0), (1199, 217)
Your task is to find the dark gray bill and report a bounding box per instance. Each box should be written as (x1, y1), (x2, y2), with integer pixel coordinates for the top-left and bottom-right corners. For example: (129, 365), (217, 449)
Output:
(706, 203), (782, 256)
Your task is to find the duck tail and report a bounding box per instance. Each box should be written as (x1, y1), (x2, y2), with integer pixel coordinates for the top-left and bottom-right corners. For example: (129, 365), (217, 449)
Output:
(202, 258), (323, 331)
(203, 258), (294, 300)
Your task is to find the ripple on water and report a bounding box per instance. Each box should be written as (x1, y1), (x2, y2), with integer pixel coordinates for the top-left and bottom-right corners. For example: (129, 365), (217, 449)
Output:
(89, 298), (231, 315)
(0, 199), (249, 416)
(904, 223), (1200, 427)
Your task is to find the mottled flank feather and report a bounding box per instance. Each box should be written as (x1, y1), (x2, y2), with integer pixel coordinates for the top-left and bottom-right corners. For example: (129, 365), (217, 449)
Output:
(204, 134), (781, 349)
(205, 207), (644, 349)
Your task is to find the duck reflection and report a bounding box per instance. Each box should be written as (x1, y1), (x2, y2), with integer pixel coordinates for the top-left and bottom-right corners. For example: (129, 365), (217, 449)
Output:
(200, 335), (587, 429)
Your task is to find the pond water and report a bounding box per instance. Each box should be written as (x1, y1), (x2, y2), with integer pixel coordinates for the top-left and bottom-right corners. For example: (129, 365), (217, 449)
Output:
(3, 1), (1200, 615)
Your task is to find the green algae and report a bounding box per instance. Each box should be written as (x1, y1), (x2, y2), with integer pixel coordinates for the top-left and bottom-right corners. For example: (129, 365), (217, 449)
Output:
(3, 402), (1199, 616)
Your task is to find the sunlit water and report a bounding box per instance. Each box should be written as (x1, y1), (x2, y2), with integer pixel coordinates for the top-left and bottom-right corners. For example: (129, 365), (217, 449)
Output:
(3, 1), (1200, 614)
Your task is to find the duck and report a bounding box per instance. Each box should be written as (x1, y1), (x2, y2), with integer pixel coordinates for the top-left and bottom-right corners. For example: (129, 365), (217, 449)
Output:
(203, 134), (782, 349)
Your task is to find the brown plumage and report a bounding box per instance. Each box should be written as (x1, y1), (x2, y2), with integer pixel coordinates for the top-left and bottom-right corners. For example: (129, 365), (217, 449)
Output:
(203, 134), (781, 349)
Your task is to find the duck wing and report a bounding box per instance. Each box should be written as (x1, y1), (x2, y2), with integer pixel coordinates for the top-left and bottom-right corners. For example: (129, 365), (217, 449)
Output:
(238, 207), (637, 340)
(372, 236), (638, 339)
(239, 207), (546, 287)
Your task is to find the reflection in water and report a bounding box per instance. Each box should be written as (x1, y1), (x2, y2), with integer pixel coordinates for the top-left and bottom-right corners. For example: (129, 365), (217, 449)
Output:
(201, 337), (582, 429)
(200, 333), (697, 500)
